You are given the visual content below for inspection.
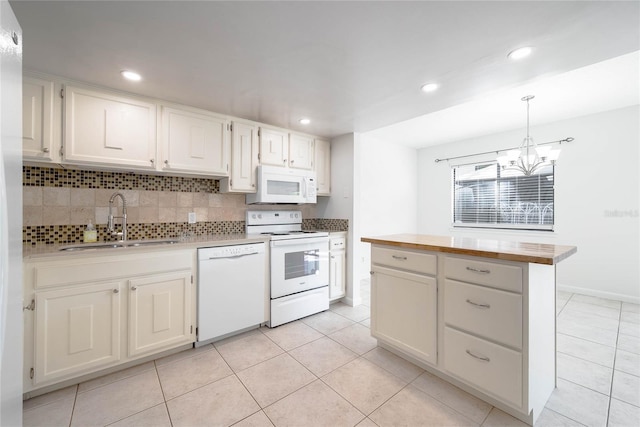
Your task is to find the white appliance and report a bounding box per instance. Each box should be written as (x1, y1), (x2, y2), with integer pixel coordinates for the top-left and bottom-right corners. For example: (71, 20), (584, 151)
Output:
(196, 243), (266, 345)
(246, 165), (317, 205)
(246, 210), (329, 327)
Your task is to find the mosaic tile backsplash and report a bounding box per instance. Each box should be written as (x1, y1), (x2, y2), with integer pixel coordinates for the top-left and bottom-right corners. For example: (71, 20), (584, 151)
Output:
(23, 166), (348, 245)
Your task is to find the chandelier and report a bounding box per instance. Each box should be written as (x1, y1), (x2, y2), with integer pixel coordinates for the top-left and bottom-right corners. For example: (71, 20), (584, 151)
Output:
(497, 95), (561, 176)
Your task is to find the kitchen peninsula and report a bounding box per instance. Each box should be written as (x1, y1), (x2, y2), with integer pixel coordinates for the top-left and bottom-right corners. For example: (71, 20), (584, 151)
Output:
(361, 234), (576, 425)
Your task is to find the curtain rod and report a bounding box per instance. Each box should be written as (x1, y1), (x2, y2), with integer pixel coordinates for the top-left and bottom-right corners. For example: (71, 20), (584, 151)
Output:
(433, 137), (574, 163)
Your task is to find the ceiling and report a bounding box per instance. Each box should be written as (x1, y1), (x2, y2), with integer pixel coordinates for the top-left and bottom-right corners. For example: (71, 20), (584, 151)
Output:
(10, 1), (640, 147)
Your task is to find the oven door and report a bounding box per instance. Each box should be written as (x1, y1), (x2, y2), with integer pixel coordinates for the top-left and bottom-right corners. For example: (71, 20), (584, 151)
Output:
(270, 236), (329, 298)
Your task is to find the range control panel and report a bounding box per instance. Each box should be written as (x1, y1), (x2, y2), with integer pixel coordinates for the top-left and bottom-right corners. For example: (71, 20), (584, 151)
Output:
(246, 210), (302, 226)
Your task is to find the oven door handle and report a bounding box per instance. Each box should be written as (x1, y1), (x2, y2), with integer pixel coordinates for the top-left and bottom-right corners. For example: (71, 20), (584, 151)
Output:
(271, 236), (329, 247)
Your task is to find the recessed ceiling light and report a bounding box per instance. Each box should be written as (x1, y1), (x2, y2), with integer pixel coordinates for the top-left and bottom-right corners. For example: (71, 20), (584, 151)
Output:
(508, 47), (533, 60)
(121, 70), (142, 81)
(420, 83), (439, 93)
(299, 118), (311, 125)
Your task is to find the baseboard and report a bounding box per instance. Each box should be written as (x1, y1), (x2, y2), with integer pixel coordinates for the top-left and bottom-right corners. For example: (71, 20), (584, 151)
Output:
(341, 296), (363, 307)
(558, 283), (640, 304)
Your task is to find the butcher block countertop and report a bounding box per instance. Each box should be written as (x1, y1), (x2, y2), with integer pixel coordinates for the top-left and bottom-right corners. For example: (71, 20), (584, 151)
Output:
(361, 234), (577, 265)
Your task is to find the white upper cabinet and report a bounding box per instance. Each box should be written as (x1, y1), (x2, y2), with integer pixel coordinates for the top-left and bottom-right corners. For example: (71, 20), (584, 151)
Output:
(23, 76), (57, 162)
(288, 133), (314, 170)
(258, 126), (289, 167)
(160, 106), (230, 176)
(63, 85), (157, 171)
(314, 138), (331, 195)
(220, 121), (259, 193)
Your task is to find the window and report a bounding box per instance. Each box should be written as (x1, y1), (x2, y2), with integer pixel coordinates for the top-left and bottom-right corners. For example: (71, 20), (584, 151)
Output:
(452, 162), (554, 230)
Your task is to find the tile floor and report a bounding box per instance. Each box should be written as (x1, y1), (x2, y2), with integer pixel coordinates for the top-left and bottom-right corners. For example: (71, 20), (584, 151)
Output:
(23, 281), (640, 427)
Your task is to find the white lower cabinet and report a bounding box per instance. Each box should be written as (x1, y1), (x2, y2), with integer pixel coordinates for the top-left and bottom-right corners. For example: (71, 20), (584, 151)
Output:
(369, 245), (556, 425)
(128, 271), (192, 357)
(24, 249), (196, 392)
(371, 266), (437, 364)
(329, 233), (346, 301)
(34, 281), (121, 385)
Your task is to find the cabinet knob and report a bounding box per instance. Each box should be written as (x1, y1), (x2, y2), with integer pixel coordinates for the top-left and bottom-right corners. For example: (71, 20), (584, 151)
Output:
(42, 147), (50, 153)
(150, 159), (154, 164)
(131, 286), (137, 291)
(331, 255), (335, 259)
(113, 289), (119, 294)
(291, 159), (295, 164)
(370, 271), (374, 275)
(164, 160), (169, 166)
(283, 159), (287, 164)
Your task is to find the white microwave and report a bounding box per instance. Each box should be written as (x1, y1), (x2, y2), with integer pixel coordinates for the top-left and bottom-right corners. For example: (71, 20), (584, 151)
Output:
(246, 165), (317, 204)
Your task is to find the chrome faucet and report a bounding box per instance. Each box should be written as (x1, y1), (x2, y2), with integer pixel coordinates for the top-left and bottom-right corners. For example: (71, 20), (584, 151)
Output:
(107, 192), (127, 241)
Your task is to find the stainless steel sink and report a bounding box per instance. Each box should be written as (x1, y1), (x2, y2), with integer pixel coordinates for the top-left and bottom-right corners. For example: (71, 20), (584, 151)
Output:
(59, 239), (181, 252)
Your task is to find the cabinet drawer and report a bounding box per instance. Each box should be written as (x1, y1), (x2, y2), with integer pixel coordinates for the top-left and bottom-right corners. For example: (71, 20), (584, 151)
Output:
(444, 327), (523, 408)
(372, 246), (436, 275)
(444, 279), (522, 349)
(330, 236), (346, 250)
(445, 256), (522, 293)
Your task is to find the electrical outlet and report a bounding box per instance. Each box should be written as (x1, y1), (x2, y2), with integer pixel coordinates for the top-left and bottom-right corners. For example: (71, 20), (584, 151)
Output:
(188, 212), (196, 224)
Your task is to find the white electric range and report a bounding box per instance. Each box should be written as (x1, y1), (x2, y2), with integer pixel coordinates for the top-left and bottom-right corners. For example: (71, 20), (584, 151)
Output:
(246, 210), (329, 327)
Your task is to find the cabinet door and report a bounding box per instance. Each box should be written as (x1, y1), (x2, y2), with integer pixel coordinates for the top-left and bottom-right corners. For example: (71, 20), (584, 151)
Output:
(227, 121), (259, 191)
(64, 85), (157, 170)
(23, 76), (56, 161)
(288, 133), (314, 170)
(371, 266), (437, 365)
(128, 270), (193, 357)
(314, 138), (331, 195)
(259, 126), (288, 167)
(329, 250), (346, 300)
(34, 282), (121, 385)
(161, 106), (230, 176)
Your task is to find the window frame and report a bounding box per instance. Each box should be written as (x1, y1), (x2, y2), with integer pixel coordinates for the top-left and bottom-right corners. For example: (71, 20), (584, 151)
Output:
(451, 161), (555, 232)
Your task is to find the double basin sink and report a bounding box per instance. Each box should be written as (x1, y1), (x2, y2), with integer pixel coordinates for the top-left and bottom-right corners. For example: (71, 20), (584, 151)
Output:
(59, 239), (181, 252)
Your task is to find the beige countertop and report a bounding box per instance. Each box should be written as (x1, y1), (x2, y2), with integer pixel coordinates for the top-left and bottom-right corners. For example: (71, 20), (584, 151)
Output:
(361, 234), (577, 265)
(23, 234), (271, 260)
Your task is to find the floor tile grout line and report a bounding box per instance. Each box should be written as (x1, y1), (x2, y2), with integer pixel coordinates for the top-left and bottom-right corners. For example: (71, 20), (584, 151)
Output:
(556, 349), (616, 370)
(543, 407), (589, 426)
(605, 306), (624, 426)
(315, 374), (369, 419)
(67, 385), (78, 427)
(556, 330), (618, 348)
(75, 363), (158, 396)
(406, 374), (491, 426)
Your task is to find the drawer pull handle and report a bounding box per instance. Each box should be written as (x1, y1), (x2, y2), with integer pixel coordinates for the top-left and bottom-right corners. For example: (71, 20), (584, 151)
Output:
(466, 349), (490, 362)
(466, 299), (491, 309)
(392, 255), (407, 261)
(466, 266), (490, 274)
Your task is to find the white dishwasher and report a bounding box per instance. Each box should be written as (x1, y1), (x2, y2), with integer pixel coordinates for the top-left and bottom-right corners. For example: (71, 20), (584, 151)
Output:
(196, 242), (266, 346)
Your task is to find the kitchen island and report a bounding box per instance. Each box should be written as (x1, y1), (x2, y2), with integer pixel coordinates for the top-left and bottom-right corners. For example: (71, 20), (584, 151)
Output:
(361, 234), (576, 426)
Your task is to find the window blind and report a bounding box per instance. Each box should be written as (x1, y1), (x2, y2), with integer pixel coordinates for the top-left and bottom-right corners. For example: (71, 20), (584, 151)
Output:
(452, 162), (554, 230)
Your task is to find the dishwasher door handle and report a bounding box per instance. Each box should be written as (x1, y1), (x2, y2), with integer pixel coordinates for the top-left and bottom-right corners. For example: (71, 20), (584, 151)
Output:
(208, 252), (258, 260)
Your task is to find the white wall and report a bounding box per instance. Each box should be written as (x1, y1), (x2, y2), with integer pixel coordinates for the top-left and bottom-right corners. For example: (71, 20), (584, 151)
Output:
(359, 135), (419, 279)
(0, 0), (23, 424)
(317, 133), (362, 305)
(418, 105), (640, 302)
